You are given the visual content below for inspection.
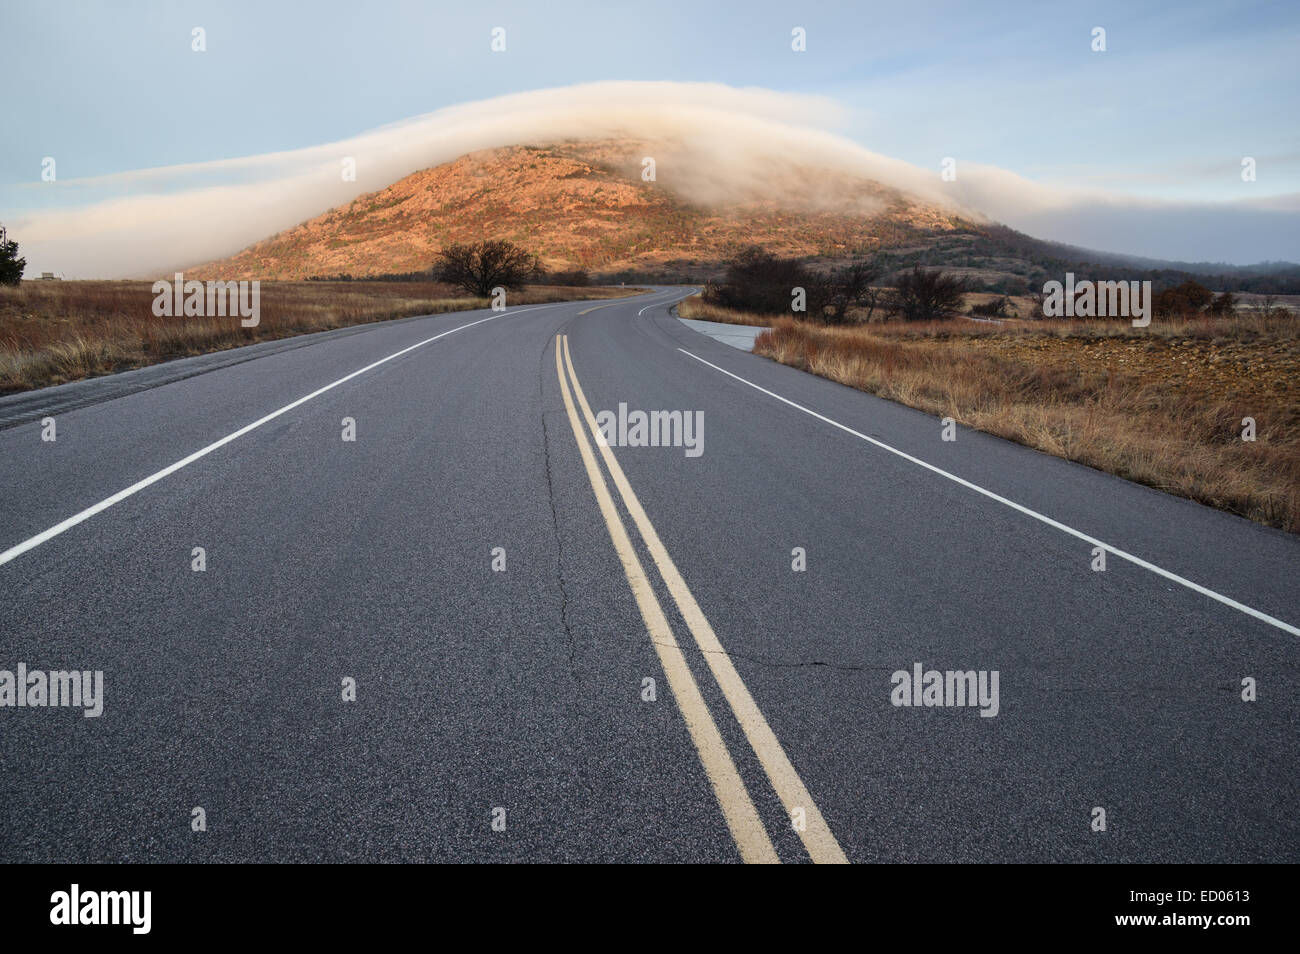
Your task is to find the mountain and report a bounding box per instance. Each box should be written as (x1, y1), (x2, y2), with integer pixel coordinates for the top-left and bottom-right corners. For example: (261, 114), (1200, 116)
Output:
(188, 138), (970, 281)
(189, 138), (1300, 294)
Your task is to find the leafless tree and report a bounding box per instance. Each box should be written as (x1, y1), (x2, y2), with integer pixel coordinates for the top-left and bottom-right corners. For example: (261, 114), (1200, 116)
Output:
(887, 267), (967, 321)
(820, 260), (884, 324)
(434, 240), (539, 297)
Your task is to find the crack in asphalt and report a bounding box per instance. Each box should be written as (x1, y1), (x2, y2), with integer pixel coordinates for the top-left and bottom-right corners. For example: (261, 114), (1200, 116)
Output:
(658, 638), (1247, 693)
(651, 639), (888, 674)
(539, 338), (580, 682)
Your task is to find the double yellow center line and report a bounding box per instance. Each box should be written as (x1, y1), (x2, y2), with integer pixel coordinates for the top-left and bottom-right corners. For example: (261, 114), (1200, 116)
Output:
(554, 334), (847, 864)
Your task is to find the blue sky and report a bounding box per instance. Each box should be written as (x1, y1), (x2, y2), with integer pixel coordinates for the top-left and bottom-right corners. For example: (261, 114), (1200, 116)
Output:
(3, 0), (1298, 272)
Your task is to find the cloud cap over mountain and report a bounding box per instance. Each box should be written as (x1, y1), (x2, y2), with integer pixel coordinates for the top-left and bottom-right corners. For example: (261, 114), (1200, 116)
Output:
(11, 81), (1298, 277)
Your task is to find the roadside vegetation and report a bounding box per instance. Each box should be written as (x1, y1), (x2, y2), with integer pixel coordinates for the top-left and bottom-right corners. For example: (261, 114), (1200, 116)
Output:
(683, 247), (1300, 531)
(434, 239), (543, 297)
(0, 232), (25, 286)
(698, 246), (969, 324)
(701, 247), (886, 323)
(0, 276), (629, 394)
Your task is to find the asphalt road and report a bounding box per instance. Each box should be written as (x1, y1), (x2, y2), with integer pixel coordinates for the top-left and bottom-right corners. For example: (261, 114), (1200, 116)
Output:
(1, 288), (1296, 863)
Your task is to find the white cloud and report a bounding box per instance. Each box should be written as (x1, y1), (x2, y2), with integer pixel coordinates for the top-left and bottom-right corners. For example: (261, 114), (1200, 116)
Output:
(11, 81), (1298, 276)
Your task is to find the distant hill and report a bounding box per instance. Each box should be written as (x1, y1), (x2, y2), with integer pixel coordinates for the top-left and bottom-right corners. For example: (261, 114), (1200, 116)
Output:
(191, 138), (1300, 294)
(189, 139), (970, 281)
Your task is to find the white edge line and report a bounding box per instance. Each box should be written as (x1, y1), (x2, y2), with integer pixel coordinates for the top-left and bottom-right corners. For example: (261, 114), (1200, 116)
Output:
(637, 288), (697, 317)
(677, 347), (1300, 638)
(0, 303), (557, 568)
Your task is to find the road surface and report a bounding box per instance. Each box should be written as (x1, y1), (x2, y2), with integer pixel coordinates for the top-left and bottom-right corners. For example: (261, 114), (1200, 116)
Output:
(1, 288), (1296, 863)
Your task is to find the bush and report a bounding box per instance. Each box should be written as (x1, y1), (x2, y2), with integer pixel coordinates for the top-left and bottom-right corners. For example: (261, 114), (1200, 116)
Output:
(1153, 279), (1240, 318)
(549, 269), (591, 286)
(1153, 279), (1214, 317)
(705, 247), (883, 323)
(705, 247), (812, 315)
(0, 237), (25, 287)
(970, 296), (1012, 318)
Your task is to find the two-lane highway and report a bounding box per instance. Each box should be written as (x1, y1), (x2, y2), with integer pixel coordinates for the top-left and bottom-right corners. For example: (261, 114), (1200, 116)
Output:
(1, 288), (1296, 862)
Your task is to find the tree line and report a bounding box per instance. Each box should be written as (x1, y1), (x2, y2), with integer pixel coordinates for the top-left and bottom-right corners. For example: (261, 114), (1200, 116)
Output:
(704, 247), (967, 323)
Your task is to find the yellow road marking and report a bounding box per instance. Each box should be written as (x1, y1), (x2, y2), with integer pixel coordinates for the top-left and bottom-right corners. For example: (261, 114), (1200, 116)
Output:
(577, 302), (618, 315)
(561, 336), (849, 865)
(553, 336), (779, 864)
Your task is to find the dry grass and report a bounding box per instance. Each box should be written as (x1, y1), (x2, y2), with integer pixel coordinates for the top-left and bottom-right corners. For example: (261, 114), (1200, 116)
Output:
(744, 309), (1300, 532)
(676, 296), (772, 327)
(0, 280), (635, 394)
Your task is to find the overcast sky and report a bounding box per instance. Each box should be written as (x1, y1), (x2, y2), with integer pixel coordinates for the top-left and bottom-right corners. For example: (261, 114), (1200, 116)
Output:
(3, 0), (1297, 275)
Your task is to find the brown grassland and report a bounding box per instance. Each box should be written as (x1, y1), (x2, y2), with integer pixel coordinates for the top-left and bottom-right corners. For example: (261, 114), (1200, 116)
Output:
(0, 280), (634, 394)
(679, 296), (1300, 532)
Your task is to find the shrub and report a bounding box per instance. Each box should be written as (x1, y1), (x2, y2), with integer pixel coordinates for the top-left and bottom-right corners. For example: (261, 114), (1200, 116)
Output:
(705, 247), (883, 323)
(971, 296), (1012, 318)
(704, 247), (813, 315)
(550, 269), (591, 286)
(0, 237), (25, 287)
(1153, 279), (1214, 317)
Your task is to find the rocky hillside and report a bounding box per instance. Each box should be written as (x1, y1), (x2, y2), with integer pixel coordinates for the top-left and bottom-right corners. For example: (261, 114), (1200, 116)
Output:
(189, 139), (970, 281)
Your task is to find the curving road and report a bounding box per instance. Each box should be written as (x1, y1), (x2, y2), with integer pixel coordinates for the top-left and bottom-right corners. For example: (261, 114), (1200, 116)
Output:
(1, 287), (1296, 863)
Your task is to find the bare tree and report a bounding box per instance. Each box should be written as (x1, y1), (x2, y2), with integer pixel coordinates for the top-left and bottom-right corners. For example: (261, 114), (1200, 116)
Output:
(1025, 289), (1045, 319)
(819, 259), (884, 324)
(1206, 290), (1235, 316)
(853, 285), (891, 322)
(887, 267), (967, 321)
(434, 240), (538, 297)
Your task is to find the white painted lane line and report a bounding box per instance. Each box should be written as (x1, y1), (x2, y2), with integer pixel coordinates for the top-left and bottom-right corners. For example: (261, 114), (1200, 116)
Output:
(0, 304), (556, 569)
(634, 294), (675, 317)
(637, 288), (696, 317)
(679, 347), (1300, 639)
